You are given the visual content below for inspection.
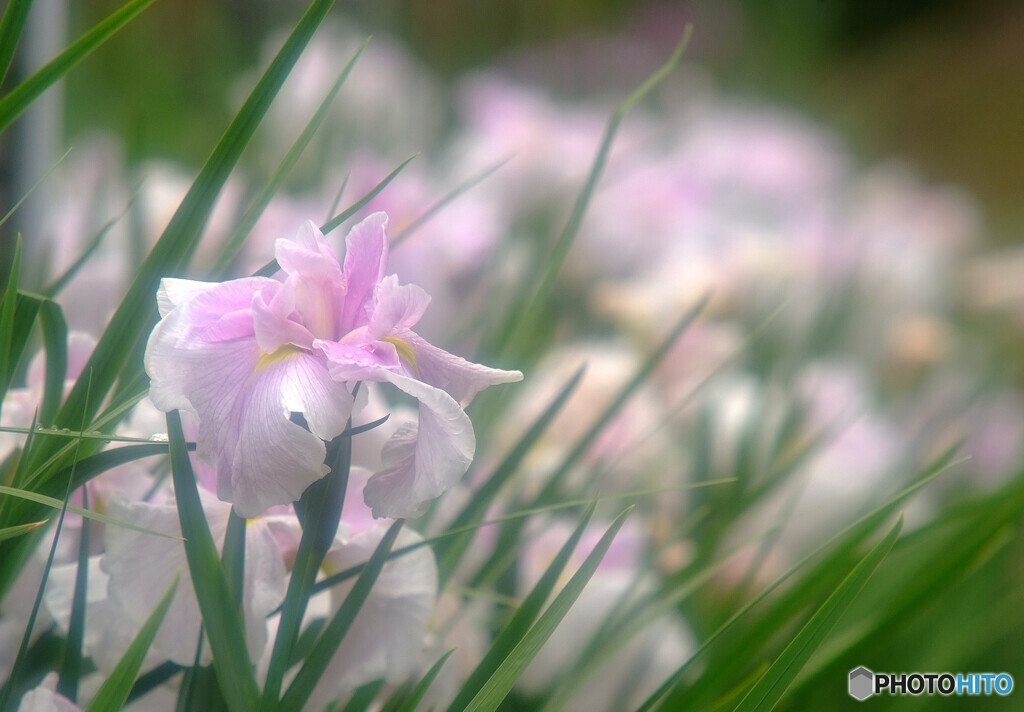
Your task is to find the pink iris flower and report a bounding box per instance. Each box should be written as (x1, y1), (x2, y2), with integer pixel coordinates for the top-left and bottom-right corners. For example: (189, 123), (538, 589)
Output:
(145, 213), (521, 518)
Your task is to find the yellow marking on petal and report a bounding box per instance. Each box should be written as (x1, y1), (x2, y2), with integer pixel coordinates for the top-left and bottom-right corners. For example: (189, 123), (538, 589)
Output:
(254, 345), (303, 375)
(382, 336), (420, 376)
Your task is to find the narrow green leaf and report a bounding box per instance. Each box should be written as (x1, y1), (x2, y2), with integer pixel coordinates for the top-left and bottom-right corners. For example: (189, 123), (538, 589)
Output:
(448, 503), (597, 712)
(262, 423), (352, 705)
(253, 154), (417, 278)
(730, 517), (903, 712)
(211, 38), (370, 276)
(43, 206), (130, 297)
(339, 680), (387, 712)
(640, 449), (964, 712)
(495, 25), (693, 360)
(37, 299), (68, 426)
(0, 484), (182, 540)
(436, 365), (586, 586)
(222, 508), (247, 607)
(57, 485), (91, 701)
(321, 155), (417, 235)
(0, 518), (47, 542)
(391, 157), (512, 248)
(51, 0), (338, 441)
(392, 650), (455, 712)
(462, 507), (633, 712)
(0, 419), (87, 712)
(0, 237), (25, 393)
(0, 148), (73, 229)
(0, 0), (33, 87)
(0, 0), (158, 133)
(84, 573), (181, 712)
(474, 295), (706, 587)
(280, 519), (405, 711)
(167, 410), (259, 712)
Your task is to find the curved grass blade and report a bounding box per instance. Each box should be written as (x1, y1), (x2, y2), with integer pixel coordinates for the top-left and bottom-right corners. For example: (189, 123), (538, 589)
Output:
(0, 0), (158, 133)
(461, 507), (633, 712)
(340, 680), (387, 712)
(494, 25), (693, 360)
(280, 519), (405, 711)
(84, 572), (181, 712)
(0, 242), (41, 397)
(211, 38), (370, 277)
(167, 410), (259, 712)
(0, 0), (33, 87)
(447, 503), (597, 712)
(730, 517), (903, 712)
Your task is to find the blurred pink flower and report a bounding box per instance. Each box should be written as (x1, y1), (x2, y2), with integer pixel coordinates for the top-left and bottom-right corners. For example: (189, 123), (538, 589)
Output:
(145, 213), (521, 518)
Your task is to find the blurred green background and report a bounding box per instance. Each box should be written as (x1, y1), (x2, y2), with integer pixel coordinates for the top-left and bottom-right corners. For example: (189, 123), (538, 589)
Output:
(56, 0), (1024, 242)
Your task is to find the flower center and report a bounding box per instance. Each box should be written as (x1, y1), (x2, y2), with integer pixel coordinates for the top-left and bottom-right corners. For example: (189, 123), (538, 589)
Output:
(254, 345), (303, 374)
(381, 336), (420, 375)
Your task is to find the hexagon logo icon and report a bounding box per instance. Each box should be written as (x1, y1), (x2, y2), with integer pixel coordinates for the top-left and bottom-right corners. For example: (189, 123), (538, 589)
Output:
(849, 666), (874, 701)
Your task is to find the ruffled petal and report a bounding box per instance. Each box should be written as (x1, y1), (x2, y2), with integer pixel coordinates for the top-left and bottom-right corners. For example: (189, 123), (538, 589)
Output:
(339, 213), (389, 333)
(147, 321), (340, 516)
(252, 283), (314, 354)
(393, 330), (524, 406)
(363, 372), (475, 519)
(276, 220), (341, 277)
(317, 336), (400, 383)
(278, 349), (355, 442)
(368, 275), (430, 339)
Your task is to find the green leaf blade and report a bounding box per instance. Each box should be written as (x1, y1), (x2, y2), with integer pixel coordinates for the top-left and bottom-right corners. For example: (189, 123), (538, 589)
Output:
(84, 573), (181, 712)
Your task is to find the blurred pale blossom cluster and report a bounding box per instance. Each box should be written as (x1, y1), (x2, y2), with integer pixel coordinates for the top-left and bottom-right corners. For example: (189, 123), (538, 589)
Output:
(5, 14), (1024, 712)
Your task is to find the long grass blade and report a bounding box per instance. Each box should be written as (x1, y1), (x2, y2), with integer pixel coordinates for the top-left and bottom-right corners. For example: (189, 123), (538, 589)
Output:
(52, 0), (337, 436)
(56, 486), (90, 701)
(211, 38), (370, 276)
(0, 0), (33, 87)
(0, 0), (158, 133)
(167, 410), (259, 712)
(461, 507), (633, 712)
(435, 365), (586, 586)
(494, 25), (693, 361)
(37, 299), (67, 427)
(280, 519), (405, 710)
(447, 503), (597, 712)
(729, 517), (903, 712)
(84, 573), (181, 712)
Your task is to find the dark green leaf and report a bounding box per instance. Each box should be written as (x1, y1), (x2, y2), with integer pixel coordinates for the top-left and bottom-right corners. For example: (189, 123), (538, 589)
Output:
(167, 410), (259, 712)
(84, 573), (181, 712)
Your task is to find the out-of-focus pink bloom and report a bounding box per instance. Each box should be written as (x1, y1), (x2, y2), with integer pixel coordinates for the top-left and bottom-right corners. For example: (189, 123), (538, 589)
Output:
(145, 213), (521, 518)
(17, 673), (81, 712)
